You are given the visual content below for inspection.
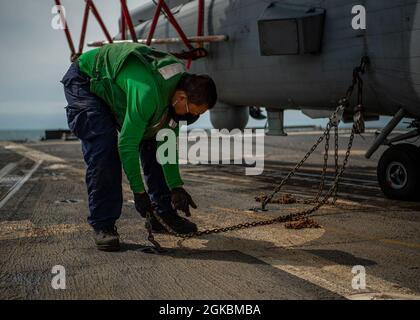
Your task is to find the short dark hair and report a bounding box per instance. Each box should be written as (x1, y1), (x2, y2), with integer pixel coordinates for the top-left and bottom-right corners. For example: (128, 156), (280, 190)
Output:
(176, 74), (217, 109)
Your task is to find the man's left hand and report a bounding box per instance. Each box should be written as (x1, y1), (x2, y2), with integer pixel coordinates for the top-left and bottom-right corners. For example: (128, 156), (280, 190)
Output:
(171, 187), (197, 217)
(134, 192), (152, 218)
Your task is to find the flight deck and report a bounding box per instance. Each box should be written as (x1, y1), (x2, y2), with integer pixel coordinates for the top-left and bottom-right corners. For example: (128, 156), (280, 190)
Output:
(0, 131), (419, 300)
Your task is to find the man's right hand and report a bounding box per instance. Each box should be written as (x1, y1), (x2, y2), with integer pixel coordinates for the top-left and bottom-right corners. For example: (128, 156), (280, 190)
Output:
(133, 192), (152, 218)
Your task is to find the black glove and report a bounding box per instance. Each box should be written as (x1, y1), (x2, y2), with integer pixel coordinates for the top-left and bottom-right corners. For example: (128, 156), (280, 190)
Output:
(171, 187), (197, 217)
(133, 192), (152, 218)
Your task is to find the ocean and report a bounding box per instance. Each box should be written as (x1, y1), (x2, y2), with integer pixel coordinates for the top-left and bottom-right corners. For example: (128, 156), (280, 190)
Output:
(0, 111), (399, 142)
(0, 129), (47, 142)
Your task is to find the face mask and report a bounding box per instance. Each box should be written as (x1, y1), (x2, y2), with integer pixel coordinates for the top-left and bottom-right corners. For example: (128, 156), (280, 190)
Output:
(169, 101), (200, 126)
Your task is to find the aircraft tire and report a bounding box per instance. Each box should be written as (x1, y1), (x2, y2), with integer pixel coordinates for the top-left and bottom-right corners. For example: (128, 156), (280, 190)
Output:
(377, 144), (420, 201)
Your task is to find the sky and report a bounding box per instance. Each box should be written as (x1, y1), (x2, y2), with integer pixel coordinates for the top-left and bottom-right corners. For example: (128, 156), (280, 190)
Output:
(0, 0), (146, 130)
(0, 0), (390, 131)
(0, 0), (331, 131)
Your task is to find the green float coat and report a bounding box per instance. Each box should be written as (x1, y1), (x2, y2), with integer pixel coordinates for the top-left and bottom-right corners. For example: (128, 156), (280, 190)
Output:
(78, 43), (185, 193)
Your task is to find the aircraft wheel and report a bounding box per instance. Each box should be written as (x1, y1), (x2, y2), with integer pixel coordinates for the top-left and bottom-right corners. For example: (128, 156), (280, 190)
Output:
(377, 144), (420, 201)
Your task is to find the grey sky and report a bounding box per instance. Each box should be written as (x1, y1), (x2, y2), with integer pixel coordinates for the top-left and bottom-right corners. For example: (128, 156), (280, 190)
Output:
(0, 1), (390, 131)
(0, 0), (324, 131)
(0, 0), (144, 129)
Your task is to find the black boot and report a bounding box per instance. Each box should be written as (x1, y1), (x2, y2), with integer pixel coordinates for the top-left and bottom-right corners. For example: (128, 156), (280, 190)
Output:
(145, 212), (198, 234)
(94, 226), (120, 251)
(145, 215), (167, 233)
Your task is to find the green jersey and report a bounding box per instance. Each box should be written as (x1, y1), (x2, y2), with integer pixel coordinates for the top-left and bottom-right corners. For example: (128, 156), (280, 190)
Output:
(78, 43), (185, 193)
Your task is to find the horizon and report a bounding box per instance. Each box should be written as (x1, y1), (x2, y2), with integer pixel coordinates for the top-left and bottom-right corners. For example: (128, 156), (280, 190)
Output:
(0, 1), (399, 134)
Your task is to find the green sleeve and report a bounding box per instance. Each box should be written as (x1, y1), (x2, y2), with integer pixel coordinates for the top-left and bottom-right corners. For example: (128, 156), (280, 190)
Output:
(157, 125), (184, 190)
(116, 65), (157, 193)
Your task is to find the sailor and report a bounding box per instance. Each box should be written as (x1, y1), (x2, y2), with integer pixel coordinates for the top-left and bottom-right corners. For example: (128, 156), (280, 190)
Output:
(61, 43), (217, 251)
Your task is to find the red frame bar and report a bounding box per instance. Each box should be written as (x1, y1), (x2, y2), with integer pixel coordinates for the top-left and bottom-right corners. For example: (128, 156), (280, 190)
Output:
(147, 0), (193, 50)
(146, 0), (164, 46)
(78, 1), (90, 54)
(197, 0), (204, 39)
(161, 1), (193, 50)
(120, 5), (126, 40)
(191, 0), (205, 68)
(57, 0), (209, 66)
(54, 0), (76, 57)
(121, 0), (138, 42)
(56, 0), (116, 57)
(87, 0), (113, 43)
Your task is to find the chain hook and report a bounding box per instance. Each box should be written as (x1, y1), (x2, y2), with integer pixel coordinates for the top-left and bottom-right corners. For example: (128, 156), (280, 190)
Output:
(143, 211), (166, 254)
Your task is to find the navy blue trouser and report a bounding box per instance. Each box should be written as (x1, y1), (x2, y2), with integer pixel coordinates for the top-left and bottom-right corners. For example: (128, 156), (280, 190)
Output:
(61, 63), (174, 231)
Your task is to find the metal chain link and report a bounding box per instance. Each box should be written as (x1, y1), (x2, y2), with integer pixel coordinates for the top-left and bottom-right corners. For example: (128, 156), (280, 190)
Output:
(144, 57), (367, 248)
(262, 119), (333, 209)
(263, 106), (344, 208)
(304, 120), (331, 205)
(147, 126), (355, 240)
(333, 124), (340, 203)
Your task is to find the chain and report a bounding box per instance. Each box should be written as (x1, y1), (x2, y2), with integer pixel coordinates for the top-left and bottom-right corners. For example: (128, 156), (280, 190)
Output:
(148, 126), (355, 240)
(304, 119), (331, 205)
(144, 57), (367, 249)
(304, 119), (339, 205)
(260, 56), (369, 208)
(145, 211), (166, 253)
(333, 123), (339, 203)
(261, 120), (333, 209)
(262, 106), (344, 208)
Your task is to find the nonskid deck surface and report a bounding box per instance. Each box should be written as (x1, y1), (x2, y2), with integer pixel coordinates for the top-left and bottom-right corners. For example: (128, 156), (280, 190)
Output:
(0, 132), (419, 300)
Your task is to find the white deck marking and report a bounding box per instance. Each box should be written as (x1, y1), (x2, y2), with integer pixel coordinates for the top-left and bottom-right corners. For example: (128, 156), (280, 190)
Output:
(0, 143), (135, 195)
(2, 143), (66, 163)
(178, 210), (420, 300)
(0, 160), (43, 209)
(0, 163), (17, 180)
(255, 251), (420, 300)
